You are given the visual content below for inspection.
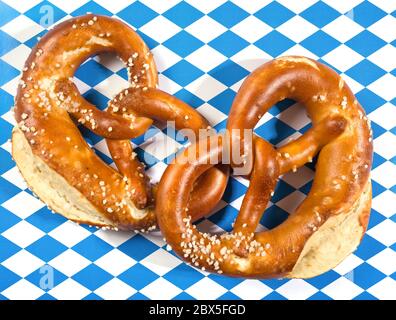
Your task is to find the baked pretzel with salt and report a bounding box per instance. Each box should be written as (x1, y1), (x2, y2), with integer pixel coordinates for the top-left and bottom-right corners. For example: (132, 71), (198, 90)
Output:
(12, 14), (228, 231)
(156, 57), (373, 278)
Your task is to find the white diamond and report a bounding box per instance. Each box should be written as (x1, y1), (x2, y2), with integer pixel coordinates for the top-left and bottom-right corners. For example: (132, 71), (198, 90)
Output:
(1, 76), (20, 97)
(93, 139), (112, 158)
(140, 131), (181, 161)
(185, 44), (227, 72)
(372, 190), (396, 218)
(339, 73), (364, 93)
(276, 0), (320, 13)
(231, 15), (272, 43)
(1, 0), (42, 13)
(93, 74), (130, 99)
(140, 249), (181, 276)
(230, 279), (272, 300)
(158, 74), (182, 94)
(275, 191), (306, 214)
(368, 15), (396, 43)
(88, 0), (131, 13)
(322, 277), (364, 300)
(368, 44), (396, 72)
(1, 110), (16, 126)
(277, 15), (318, 43)
(48, 221), (91, 248)
(374, 133), (396, 161)
(72, 77), (90, 95)
(367, 0), (396, 13)
(322, 15), (364, 43)
(281, 166), (314, 189)
(185, 0), (227, 14)
(2, 220), (44, 248)
(1, 279), (44, 300)
(48, 278), (90, 300)
(94, 229), (133, 247)
(276, 279), (318, 300)
(1, 166), (28, 190)
(139, 16), (180, 43)
(94, 53), (125, 73)
(322, 45), (364, 72)
(49, 249), (91, 277)
(333, 254), (364, 275)
(94, 278), (136, 300)
(185, 75), (227, 101)
(95, 249), (136, 276)
(231, 45), (272, 72)
(185, 277), (227, 300)
(1, 191), (44, 219)
(2, 250), (44, 277)
(140, 0), (182, 14)
(281, 44), (319, 60)
(321, 0), (364, 14)
(1, 15), (44, 42)
(369, 103), (396, 130)
(368, 73), (396, 102)
(196, 103), (227, 126)
(1, 44), (31, 71)
(277, 102), (311, 130)
(367, 248), (396, 275)
(145, 162), (167, 185)
(49, 0), (89, 13)
(367, 277), (396, 300)
(367, 219), (396, 247)
(151, 45), (182, 72)
(140, 277), (182, 300)
(185, 16), (227, 43)
(230, 0), (272, 13)
(371, 161), (396, 189)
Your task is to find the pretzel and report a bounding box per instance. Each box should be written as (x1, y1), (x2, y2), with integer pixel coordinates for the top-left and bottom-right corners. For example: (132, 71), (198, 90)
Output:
(156, 57), (373, 278)
(12, 14), (228, 231)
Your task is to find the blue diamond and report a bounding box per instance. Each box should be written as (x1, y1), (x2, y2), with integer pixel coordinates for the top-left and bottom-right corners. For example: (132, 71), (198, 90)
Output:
(218, 292), (240, 300)
(0, 177), (21, 204)
(208, 205), (239, 232)
(0, 235), (20, 263)
(355, 234), (386, 260)
(255, 31), (295, 57)
(346, 59), (386, 86)
(72, 235), (113, 262)
(0, 37), (20, 64)
(353, 291), (377, 300)
(255, 117), (295, 145)
(0, 265), (20, 292)
(163, 264), (204, 290)
(301, 31), (340, 57)
(346, 31), (386, 57)
(300, 2), (339, 28)
(72, 264), (112, 291)
(208, 89), (236, 114)
(260, 205), (289, 229)
(351, 1), (387, 28)
(26, 266), (67, 291)
(164, 31), (203, 58)
(163, 2), (203, 28)
(25, 1), (66, 27)
(0, 207), (21, 234)
(355, 89), (386, 114)
(208, 2), (249, 28)
(208, 273), (243, 290)
(305, 270), (340, 289)
(27, 236), (67, 262)
(82, 89), (110, 110)
(271, 180), (295, 203)
(135, 30), (159, 50)
(163, 60), (204, 87)
(353, 263), (387, 289)
(75, 60), (113, 87)
(174, 89), (204, 108)
(0, 2), (19, 28)
(118, 2), (158, 28)
(223, 176), (248, 202)
(209, 60), (249, 87)
(254, 2), (294, 28)
(308, 291), (332, 300)
(118, 234), (158, 260)
(263, 291), (287, 300)
(71, 2), (112, 16)
(119, 263), (159, 290)
(26, 207), (66, 233)
(209, 31), (249, 57)
(173, 292), (195, 300)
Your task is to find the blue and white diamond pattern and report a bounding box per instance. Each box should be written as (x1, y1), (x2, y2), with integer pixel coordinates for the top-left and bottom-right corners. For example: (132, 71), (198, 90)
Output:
(0, 0), (395, 300)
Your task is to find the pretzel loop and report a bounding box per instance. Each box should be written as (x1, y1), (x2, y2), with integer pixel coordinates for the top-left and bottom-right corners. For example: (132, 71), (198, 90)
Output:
(13, 15), (228, 230)
(156, 57), (373, 278)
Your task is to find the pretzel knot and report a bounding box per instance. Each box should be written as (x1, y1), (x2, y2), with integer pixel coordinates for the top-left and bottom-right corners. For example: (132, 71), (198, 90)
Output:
(12, 15), (228, 231)
(156, 57), (373, 278)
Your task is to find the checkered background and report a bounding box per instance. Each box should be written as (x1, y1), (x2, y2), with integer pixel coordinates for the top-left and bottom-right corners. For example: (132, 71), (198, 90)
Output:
(0, 0), (395, 300)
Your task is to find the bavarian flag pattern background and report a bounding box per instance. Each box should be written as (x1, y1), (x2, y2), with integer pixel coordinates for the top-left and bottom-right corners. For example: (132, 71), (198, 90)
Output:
(0, 0), (395, 300)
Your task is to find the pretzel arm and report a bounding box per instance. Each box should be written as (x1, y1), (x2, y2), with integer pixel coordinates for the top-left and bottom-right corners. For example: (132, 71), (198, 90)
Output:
(277, 115), (347, 174)
(107, 139), (152, 209)
(54, 79), (153, 139)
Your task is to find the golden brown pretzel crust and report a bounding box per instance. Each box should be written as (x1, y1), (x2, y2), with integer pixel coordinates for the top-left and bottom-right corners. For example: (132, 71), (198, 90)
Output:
(12, 14), (228, 230)
(156, 57), (373, 278)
